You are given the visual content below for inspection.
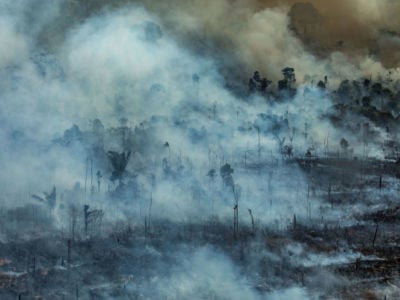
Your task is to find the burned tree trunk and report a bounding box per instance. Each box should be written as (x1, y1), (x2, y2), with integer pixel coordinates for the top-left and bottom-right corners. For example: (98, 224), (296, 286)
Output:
(372, 223), (379, 248)
(233, 185), (240, 238)
(248, 209), (255, 234)
(67, 239), (72, 266)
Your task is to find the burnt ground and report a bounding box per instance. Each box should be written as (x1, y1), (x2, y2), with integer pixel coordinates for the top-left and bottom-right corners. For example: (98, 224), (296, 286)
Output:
(1, 158), (400, 299)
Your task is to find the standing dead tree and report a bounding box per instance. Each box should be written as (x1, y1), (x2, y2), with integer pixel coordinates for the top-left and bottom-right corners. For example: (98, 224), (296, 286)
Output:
(68, 205), (79, 241)
(220, 163), (234, 187)
(90, 158), (94, 195)
(323, 134), (330, 157)
(145, 193), (153, 237)
(232, 184), (240, 238)
(96, 170), (102, 193)
(306, 183), (311, 220)
(84, 205), (104, 237)
(372, 222), (379, 248)
(340, 138), (349, 157)
(248, 209), (255, 234)
(276, 136), (293, 160)
(220, 163), (240, 238)
(31, 186), (56, 211)
(84, 157), (96, 200)
(67, 239), (72, 266)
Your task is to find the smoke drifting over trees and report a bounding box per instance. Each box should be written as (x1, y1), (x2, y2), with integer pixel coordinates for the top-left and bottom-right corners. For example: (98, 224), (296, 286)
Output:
(1, 0), (400, 299)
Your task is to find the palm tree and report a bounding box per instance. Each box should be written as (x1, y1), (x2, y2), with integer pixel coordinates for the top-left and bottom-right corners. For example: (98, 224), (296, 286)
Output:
(107, 151), (131, 183)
